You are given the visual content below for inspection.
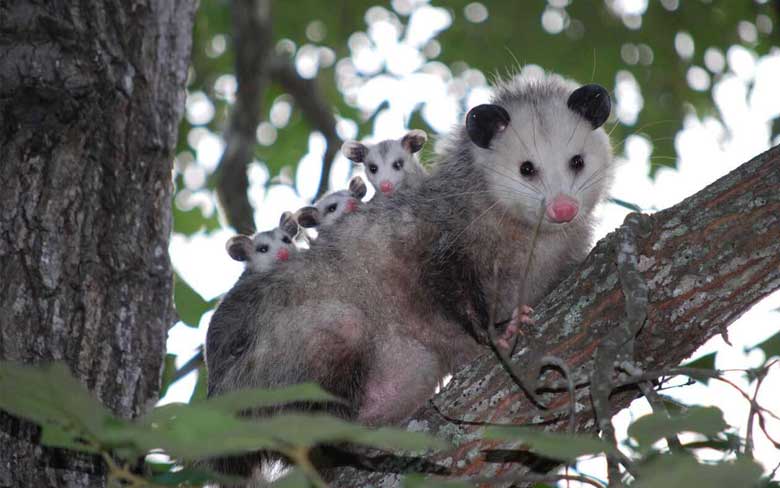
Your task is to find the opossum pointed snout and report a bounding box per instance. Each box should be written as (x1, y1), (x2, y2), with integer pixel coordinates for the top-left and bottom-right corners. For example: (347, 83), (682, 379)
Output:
(379, 181), (394, 195)
(546, 195), (579, 223)
(276, 247), (290, 262)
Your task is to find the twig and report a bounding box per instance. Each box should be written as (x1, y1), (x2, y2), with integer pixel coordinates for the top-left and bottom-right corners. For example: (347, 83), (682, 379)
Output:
(268, 55), (342, 202)
(215, 0), (273, 235)
(744, 368), (767, 458)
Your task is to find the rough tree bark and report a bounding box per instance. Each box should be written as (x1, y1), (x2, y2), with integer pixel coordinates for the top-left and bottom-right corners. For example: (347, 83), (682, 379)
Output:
(0, 1), (196, 487)
(337, 145), (780, 486)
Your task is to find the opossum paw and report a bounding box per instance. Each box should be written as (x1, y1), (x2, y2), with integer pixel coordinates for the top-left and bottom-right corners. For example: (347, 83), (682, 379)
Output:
(496, 305), (534, 351)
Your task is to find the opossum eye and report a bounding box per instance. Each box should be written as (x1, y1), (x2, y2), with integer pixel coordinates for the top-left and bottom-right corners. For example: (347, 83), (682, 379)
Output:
(368, 163), (378, 174)
(569, 155), (585, 172)
(392, 158), (404, 170)
(256, 244), (269, 253)
(519, 161), (537, 178)
(326, 203), (338, 214)
(282, 236), (292, 244)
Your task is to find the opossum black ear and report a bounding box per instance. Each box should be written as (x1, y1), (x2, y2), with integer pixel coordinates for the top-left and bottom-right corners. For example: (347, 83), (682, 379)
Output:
(341, 141), (368, 162)
(401, 129), (427, 153)
(349, 176), (367, 199)
(226, 235), (252, 262)
(279, 211), (299, 238)
(567, 84), (611, 129)
(296, 206), (321, 228)
(466, 104), (510, 149)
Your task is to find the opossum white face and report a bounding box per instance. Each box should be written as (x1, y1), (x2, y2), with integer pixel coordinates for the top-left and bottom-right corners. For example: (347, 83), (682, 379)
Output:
(342, 130), (427, 196)
(226, 212), (298, 273)
(297, 176), (367, 230)
(467, 79), (613, 231)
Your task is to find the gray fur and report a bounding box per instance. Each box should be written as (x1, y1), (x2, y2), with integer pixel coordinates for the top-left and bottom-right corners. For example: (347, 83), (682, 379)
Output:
(206, 72), (614, 478)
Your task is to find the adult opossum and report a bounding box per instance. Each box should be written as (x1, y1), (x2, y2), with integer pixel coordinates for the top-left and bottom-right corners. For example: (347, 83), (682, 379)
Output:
(205, 73), (614, 476)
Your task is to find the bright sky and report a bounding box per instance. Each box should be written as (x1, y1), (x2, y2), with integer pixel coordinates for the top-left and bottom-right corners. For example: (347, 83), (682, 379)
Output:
(163, 1), (780, 483)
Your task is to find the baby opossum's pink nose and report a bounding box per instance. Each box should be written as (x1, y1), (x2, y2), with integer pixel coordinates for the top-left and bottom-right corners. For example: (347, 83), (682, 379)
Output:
(276, 248), (290, 262)
(546, 195), (579, 223)
(345, 198), (359, 213)
(379, 181), (394, 195)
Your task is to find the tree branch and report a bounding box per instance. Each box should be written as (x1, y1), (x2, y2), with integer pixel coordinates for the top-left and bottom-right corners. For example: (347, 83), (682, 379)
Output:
(215, 0), (272, 235)
(336, 145), (780, 486)
(268, 55), (342, 202)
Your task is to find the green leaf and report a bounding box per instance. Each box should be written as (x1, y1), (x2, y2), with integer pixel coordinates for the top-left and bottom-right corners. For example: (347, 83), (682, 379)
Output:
(404, 474), (473, 488)
(681, 352), (717, 384)
(196, 383), (342, 413)
(248, 413), (448, 452)
(0, 362), (116, 446)
(747, 331), (780, 361)
(634, 455), (763, 488)
(160, 354), (178, 399)
(628, 406), (727, 453)
(483, 427), (616, 462)
(190, 365), (209, 403)
(174, 272), (217, 328)
(173, 204), (220, 236)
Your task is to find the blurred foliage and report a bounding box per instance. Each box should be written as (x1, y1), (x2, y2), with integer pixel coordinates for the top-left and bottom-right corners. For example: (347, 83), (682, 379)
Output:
(0, 362), (443, 487)
(3, 361), (778, 487)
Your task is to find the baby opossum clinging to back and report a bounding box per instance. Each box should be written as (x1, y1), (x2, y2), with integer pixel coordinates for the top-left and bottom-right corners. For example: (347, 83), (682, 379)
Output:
(295, 175), (367, 231)
(342, 129), (428, 196)
(206, 74), (614, 477)
(225, 211), (299, 273)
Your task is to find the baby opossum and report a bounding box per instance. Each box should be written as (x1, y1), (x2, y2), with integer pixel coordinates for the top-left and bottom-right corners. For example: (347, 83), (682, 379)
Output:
(296, 176), (367, 231)
(342, 130), (428, 196)
(225, 211), (299, 273)
(206, 73), (614, 477)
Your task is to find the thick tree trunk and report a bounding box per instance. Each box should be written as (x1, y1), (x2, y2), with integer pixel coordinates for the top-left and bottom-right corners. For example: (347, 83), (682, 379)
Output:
(337, 145), (780, 486)
(0, 1), (196, 486)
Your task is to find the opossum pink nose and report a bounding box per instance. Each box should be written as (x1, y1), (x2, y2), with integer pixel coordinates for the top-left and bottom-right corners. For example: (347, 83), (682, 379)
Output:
(345, 198), (358, 213)
(276, 248), (290, 262)
(546, 195), (579, 223)
(379, 181), (394, 195)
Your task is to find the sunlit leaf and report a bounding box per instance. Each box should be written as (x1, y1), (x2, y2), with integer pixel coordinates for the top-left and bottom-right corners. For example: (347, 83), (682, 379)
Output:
(747, 331), (780, 361)
(628, 406), (727, 453)
(634, 455), (763, 488)
(197, 383), (342, 412)
(681, 351), (717, 384)
(483, 427), (616, 461)
(174, 272), (217, 328)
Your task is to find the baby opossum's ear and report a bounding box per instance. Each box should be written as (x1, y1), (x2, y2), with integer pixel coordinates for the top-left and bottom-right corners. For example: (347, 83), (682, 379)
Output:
(226, 235), (252, 262)
(279, 211), (299, 238)
(296, 206), (321, 228)
(348, 176), (367, 199)
(401, 129), (427, 154)
(341, 140), (368, 162)
(466, 104), (510, 149)
(567, 84), (611, 129)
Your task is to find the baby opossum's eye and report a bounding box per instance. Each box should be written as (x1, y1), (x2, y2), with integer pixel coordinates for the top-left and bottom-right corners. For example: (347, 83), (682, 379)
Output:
(569, 155), (585, 172)
(519, 161), (537, 178)
(256, 244), (269, 253)
(326, 203), (338, 214)
(282, 236), (292, 244)
(392, 158), (404, 170)
(368, 163), (378, 174)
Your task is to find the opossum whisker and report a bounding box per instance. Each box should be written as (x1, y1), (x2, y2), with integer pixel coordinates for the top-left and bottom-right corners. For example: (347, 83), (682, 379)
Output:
(475, 161), (545, 197)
